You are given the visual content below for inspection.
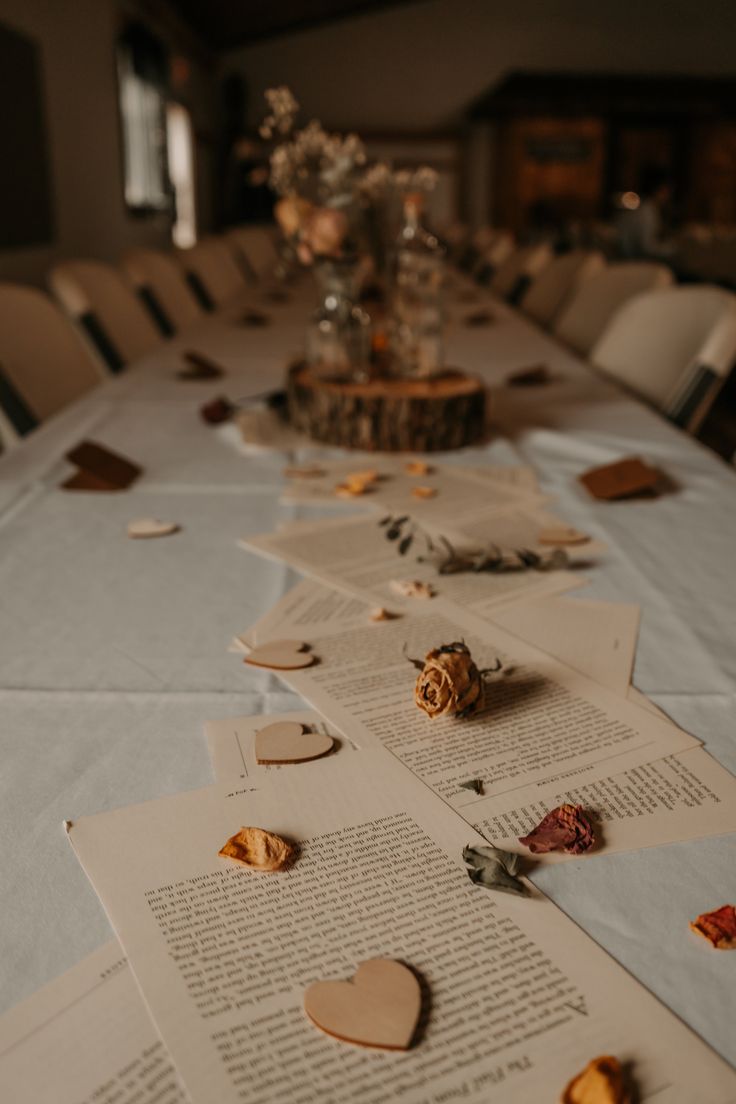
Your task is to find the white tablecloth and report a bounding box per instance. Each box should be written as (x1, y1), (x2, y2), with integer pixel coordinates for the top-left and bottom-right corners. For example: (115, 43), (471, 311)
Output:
(1, 282), (735, 1066)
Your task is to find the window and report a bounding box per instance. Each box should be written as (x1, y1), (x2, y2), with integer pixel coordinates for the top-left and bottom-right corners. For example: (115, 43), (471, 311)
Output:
(117, 23), (171, 213)
(167, 102), (197, 247)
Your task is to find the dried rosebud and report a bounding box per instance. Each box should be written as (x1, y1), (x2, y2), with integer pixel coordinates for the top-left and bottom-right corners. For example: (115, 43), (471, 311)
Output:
(218, 827), (296, 872)
(560, 1055), (630, 1103)
(302, 206), (349, 258)
(689, 904), (736, 949)
(200, 397), (234, 425)
(415, 642), (483, 718)
(519, 804), (595, 855)
(274, 195), (313, 238)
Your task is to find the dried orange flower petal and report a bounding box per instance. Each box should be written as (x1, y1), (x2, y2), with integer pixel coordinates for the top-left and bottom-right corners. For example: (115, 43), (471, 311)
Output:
(218, 827), (296, 872)
(560, 1055), (630, 1103)
(519, 804), (595, 855)
(370, 607), (399, 621)
(335, 480), (374, 498)
(283, 465), (325, 478)
(390, 579), (436, 599)
(411, 485), (437, 499)
(405, 460), (433, 476)
(690, 904), (736, 949)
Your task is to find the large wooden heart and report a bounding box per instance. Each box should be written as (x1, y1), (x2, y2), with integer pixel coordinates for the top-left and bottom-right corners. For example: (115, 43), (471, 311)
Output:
(244, 640), (315, 671)
(304, 958), (421, 1050)
(255, 721), (334, 765)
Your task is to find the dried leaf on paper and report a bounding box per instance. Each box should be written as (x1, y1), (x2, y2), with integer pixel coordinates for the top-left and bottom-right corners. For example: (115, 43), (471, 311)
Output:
(462, 844), (527, 897)
(518, 804), (595, 855)
(370, 607), (400, 622)
(405, 460), (433, 476)
(218, 827), (296, 872)
(459, 779), (484, 795)
(411, 485), (437, 499)
(560, 1054), (630, 1103)
(689, 904), (736, 949)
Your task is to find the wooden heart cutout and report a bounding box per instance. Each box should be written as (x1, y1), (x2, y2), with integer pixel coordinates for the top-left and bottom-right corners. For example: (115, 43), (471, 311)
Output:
(244, 640), (316, 671)
(304, 958), (421, 1050)
(127, 518), (179, 539)
(537, 525), (589, 546)
(255, 721), (334, 764)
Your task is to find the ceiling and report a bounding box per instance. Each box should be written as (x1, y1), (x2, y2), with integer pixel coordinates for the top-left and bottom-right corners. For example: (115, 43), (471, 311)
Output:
(167, 0), (422, 50)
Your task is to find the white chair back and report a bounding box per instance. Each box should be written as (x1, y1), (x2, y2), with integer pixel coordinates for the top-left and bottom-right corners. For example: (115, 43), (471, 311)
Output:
(591, 285), (736, 431)
(48, 260), (161, 369)
(225, 226), (279, 280)
(176, 237), (249, 309)
(121, 248), (204, 332)
(521, 250), (606, 328)
(554, 261), (673, 354)
(0, 284), (102, 421)
(490, 242), (553, 300)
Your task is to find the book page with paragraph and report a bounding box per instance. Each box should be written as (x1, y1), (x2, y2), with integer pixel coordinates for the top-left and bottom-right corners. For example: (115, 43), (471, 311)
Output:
(0, 941), (187, 1104)
(67, 753), (736, 1104)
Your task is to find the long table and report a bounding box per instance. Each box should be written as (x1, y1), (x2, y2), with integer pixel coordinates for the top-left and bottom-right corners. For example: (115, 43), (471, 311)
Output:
(1, 278), (735, 1067)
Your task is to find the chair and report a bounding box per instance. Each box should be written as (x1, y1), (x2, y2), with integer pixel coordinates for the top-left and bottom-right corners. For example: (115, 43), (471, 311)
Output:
(490, 242), (553, 303)
(48, 260), (162, 371)
(591, 285), (736, 432)
(474, 232), (515, 283)
(176, 237), (251, 312)
(224, 225), (280, 281)
(554, 261), (673, 354)
(121, 248), (205, 334)
(0, 284), (103, 423)
(520, 250), (606, 328)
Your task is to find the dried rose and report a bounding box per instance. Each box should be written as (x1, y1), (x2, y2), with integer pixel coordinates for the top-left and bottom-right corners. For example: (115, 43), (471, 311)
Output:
(302, 206), (349, 258)
(519, 804), (595, 855)
(560, 1055), (630, 1103)
(414, 642), (483, 718)
(274, 195), (313, 238)
(689, 904), (736, 949)
(218, 827), (296, 872)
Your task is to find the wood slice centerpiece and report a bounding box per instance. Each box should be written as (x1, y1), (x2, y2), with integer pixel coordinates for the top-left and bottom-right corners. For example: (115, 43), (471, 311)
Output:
(286, 362), (487, 452)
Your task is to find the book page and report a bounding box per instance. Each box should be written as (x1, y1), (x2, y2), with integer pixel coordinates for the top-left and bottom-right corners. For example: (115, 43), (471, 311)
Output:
(279, 458), (538, 522)
(470, 744), (736, 860)
(279, 601), (699, 803)
(0, 941), (187, 1104)
(206, 709), (352, 782)
(242, 510), (587, 616)
(221, 584), (736, 858)
(237, 578), (638, 698)
(67, 753), (736, 1104)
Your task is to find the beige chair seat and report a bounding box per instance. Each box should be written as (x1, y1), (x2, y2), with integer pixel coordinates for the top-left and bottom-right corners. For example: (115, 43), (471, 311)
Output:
(520, 250), (605, 328)
(0, 283), (103, 423)
(121, 248), (204, 333)
(554, 261), (673, 354)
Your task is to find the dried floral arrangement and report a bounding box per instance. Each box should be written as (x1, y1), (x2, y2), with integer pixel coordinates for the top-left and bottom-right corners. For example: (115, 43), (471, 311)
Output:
(260, 86), (438, 268)
(379, 514), (569, 575)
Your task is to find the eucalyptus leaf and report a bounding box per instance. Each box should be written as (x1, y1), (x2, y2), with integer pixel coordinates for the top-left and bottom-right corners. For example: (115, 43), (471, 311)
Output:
(398, 534), (414, 555)
(462, 844), (527, 897)
(459, 779), (484, 795)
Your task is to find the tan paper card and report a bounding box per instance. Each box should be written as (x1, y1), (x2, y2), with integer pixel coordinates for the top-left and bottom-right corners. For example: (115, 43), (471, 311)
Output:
(578, 456), (661, 500)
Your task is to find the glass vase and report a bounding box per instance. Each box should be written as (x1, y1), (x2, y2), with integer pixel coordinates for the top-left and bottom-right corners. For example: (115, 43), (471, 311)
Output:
(306, 258), (371, 380)
(390, 195), (446, 378)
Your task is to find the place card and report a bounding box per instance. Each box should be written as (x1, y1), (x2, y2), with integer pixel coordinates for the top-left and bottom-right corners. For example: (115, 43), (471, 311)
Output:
(578, 456), (661, 500)
(62, 440), (141, 491)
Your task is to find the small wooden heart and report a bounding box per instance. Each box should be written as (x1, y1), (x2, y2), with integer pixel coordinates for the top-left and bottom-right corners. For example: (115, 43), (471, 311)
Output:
(255, 721), (334, 764)
(304, 959), (421, 1050)
(127, 518), (179, 539)
(244, 640), (316, 671)
(537, 525), (589, 546)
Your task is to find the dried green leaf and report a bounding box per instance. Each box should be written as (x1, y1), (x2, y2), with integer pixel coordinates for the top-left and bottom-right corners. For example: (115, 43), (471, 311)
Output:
(398, 534), (414, 555)
(462, 844), (527, 897)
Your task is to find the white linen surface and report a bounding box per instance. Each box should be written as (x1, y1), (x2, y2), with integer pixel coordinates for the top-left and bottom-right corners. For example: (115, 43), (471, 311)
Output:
(1, 282), (735, 1067)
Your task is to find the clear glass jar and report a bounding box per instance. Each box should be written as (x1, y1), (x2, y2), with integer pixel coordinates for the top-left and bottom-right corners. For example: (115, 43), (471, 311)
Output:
(390, 194), (446, 377)
(306, 258), (371, 380)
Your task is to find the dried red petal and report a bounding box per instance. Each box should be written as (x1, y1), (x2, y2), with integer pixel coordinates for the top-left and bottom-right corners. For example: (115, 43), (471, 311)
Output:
(519, 803), (595, 855)
(690, 904), (736, 949)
